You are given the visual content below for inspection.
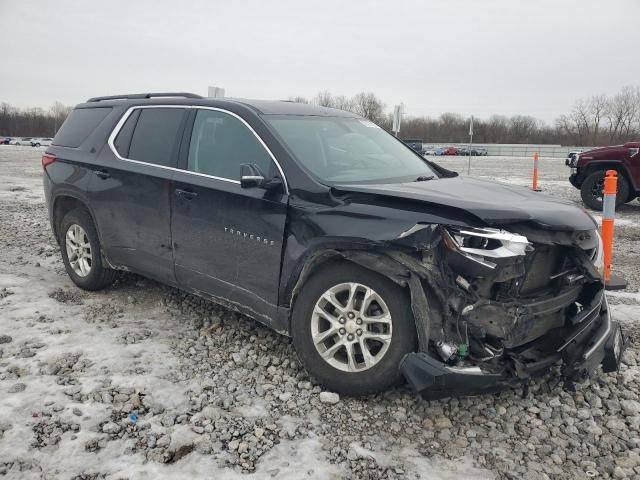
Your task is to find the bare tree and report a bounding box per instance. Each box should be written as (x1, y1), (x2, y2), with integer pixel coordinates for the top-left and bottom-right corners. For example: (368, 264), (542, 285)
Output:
(50, 101), (73, 135)
(312, 90), (335, 108)
(589, 95), (607, 145)
(509, 115), (538, 142)
(332, 95), (355, 112)
(287, 96), (309, 104)
(352, 92), (385, 123)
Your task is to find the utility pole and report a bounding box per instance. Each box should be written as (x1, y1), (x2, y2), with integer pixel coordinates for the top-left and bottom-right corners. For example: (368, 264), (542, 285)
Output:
(467, 115), (474, 175)
(392, 104), (403, 137)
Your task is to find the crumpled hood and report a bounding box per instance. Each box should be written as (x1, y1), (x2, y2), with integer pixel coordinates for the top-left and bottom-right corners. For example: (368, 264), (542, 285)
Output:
(334, 176), (597, 231)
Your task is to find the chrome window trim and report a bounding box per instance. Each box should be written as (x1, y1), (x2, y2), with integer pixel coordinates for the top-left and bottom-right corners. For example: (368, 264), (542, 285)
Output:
(107, 104), (289, 193)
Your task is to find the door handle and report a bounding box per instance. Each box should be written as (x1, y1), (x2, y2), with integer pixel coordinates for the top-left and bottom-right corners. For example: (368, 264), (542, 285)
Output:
(175, 188), (198, 200)
(94, 169), (111, 179)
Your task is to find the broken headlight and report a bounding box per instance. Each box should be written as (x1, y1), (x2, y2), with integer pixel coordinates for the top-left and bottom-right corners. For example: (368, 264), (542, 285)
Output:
(592, 229), (604, 275)
(442, 227), (531, 269)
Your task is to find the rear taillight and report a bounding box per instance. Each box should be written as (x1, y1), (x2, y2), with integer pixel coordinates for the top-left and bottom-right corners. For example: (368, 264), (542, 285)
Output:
(41, 153), (56, 169)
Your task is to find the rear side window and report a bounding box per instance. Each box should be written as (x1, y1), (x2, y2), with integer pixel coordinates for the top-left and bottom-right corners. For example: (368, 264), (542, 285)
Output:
(128, 108), (186, 167)
(53, 108), (112, 147)
(187, 109), (273, 180)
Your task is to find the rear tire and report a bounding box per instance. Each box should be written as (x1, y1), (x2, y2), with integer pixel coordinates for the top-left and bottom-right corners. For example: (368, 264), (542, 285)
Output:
(292, 262), (417, 396)
(580, 171), (629, 210)
(59, 208), (117, 291)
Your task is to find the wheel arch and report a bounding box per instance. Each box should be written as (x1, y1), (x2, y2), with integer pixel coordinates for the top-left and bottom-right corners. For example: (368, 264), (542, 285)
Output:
(286, 248), (431, 350)
(582, 161), (633, 187)
(51, 194), (105, 249)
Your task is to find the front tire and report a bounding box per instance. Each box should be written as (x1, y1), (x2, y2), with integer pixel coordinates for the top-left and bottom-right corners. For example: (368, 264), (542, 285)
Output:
(580, 171), (629, 210)
(292, 262), (417, 395)
(59, 208), (117, 291)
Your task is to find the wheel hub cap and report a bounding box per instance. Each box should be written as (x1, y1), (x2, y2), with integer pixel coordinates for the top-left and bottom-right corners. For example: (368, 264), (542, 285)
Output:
(345, 320), (357, 334)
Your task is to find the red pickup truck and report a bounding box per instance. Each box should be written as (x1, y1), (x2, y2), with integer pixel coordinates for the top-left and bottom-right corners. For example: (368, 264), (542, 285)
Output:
(566, 142), (640, 210)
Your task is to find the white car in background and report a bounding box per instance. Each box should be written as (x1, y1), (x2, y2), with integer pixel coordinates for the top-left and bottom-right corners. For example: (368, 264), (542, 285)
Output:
(11, 137), (34, 146)
(31, 138), (53, 147)
(423, 146), (441, 155)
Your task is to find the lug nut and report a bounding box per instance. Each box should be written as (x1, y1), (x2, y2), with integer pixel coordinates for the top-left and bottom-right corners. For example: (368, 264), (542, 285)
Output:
(338, 317), (346, 324)
(339, 328), (346, 335)
(347, 312), (355, 319)
(356, 318), (362, 325)
(356, 329), (363, 336)
(347, 334), (354, 341)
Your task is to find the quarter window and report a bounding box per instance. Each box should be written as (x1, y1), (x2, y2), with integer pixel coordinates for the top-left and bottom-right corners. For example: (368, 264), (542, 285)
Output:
(127, 108), (186, 167)
(187, 109), (273, 180)
(53, 107), (112, 148)
(113, 109), (141, 158)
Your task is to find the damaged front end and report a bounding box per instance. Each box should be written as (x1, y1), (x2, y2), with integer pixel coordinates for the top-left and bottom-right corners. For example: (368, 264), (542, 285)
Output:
(392, 223), (625, 399)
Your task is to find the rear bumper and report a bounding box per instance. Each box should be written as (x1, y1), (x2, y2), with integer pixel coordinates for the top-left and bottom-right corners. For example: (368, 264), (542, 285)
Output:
(400, 295), (625, 399)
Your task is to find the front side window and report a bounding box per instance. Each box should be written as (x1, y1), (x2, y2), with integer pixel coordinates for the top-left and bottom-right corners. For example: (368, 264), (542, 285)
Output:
(187, 109), (273, 180)
(266, 116), (437, 184)
(127, 108), (186, 167)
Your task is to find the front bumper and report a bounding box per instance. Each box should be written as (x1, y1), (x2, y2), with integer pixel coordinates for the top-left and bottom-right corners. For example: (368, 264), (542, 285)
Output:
(400, 296), (625, 399)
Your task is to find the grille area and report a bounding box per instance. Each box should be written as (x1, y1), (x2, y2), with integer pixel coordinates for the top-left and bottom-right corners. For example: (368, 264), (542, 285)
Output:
(519, 245), (563, 295)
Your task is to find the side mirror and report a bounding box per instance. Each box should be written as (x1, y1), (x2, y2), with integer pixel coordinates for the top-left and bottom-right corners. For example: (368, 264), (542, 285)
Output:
(240, 164), (266, 189)
(240, 164), (283, 191)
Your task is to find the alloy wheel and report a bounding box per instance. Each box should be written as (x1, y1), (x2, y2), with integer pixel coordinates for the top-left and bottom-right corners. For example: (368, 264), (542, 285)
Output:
(311, 282), (392, 372)
(65, 224), (92, 277)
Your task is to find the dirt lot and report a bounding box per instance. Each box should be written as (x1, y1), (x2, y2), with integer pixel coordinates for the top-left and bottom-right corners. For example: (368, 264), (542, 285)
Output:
(0, 147), (639, 480)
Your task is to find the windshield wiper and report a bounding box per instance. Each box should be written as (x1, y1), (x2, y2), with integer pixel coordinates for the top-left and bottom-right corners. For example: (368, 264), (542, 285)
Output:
(414, 175), (435, 182)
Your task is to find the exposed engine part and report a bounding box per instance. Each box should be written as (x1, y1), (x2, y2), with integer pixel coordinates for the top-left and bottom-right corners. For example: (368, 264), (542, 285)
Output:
(472, 341), (504, 362)
(436, 341), (458, 362)
(461, 305), (474, 316)
(456, 275), (471, 291)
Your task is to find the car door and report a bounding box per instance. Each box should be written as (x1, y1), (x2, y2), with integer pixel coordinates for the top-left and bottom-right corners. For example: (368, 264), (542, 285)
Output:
(171, 107), (288, 323)
(87, 106), (188, 284)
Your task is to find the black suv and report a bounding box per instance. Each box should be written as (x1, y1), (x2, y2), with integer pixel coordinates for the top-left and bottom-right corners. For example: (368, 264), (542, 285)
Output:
(44, 93), (623, 397)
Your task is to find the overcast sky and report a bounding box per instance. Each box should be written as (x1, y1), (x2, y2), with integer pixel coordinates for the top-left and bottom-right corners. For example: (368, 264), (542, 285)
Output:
(1, 0), (638, 123)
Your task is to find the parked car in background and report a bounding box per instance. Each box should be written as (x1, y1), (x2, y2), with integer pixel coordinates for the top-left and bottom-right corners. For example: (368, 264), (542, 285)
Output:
(442, 146), (458, 155)
(12, 137), (34, 146)
(31, 138), (53, 147)
(423, 146), (440, 156)
(0, 137), (13, 145)
(566, 142), (640, 210)
(457, 147), (469, 156)
(402, 139), (424, 155)
(472, 147), (488, 156)
(43, 92), (623, 397)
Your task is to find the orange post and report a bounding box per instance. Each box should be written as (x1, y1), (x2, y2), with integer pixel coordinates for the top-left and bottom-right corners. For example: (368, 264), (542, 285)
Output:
(532, 152), (540, 191)
(601, 170), (617, 284)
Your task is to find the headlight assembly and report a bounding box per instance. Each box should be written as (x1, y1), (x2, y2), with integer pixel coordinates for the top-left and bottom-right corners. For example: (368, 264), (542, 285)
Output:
(442, 227), (531, 269)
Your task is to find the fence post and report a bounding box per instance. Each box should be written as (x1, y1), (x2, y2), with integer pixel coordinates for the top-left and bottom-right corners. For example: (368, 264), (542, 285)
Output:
(532, 152), (541, 191)
(601, 170), (627, 290)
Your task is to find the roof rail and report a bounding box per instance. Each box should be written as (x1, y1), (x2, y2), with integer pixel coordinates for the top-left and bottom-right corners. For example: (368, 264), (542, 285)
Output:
(86, 92), (204, 102)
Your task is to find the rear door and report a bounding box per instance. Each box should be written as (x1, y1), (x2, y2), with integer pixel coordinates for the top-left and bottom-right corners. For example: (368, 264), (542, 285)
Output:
(171, 107), (288, 322)
(87, 106), (188, 284)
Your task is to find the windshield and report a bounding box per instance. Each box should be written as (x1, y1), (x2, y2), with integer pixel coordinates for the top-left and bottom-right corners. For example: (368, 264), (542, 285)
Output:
(266, 116), (438, 184)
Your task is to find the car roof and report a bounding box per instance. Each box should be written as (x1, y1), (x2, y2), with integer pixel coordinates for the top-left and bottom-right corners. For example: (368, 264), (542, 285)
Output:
(76, 93), (359, 118)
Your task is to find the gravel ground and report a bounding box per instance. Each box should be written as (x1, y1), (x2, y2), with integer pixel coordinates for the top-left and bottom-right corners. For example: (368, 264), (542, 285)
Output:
(0, 146), (639, 480)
